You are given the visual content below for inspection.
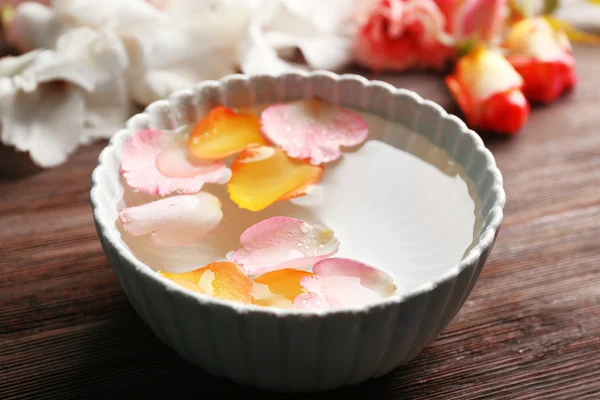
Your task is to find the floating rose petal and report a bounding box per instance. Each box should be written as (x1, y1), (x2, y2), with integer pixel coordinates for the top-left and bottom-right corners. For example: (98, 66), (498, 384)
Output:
(293, 258), (396, 310)
(231, 216), (339, 275)
(155, 146), (230, 180)
(260, 99), (369, 164)
(119, 192), (223, 247)
(159, 261), (253, 304)
(121, 129), (230, 196)
(158, 268), (205, 293)
(188, 106), (267, 160)
(292, 290), (330, 309)
(313, 257), (396, 296)
(227, 145), (323, 211)
(253, 269), (314, 308)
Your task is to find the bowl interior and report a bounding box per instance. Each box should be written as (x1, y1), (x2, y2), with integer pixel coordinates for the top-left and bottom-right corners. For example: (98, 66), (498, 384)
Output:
(93, 73), (504, 306)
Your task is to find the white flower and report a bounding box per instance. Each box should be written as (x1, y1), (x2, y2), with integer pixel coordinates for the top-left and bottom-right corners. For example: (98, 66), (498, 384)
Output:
(8, 0), (257, 105)
(237, 0), (360, 75)
(1, 0), (367, 168)
(9, 0), (362, 100)
(3, 1), (58, 52)
(0, 26), (129, 167)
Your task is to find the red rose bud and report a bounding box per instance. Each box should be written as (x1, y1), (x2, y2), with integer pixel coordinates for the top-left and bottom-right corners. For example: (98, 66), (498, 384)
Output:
(445, 48), (529, 135)
(504, 17), (577, 103)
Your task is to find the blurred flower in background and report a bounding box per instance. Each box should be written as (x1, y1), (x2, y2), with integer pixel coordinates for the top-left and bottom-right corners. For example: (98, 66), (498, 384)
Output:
(353, 0), (455, 71)
(6, 0), (254, 105)
(352, 0), (507, 72)
(239, 0), (357, 75)
(1, 0), (257, 167)
(437, 0), (506, 46)
(0, 23), (128, 167)
(445, 47), (529, 134)
(503, 16), (577, 103)
(0, 0), (598, 168)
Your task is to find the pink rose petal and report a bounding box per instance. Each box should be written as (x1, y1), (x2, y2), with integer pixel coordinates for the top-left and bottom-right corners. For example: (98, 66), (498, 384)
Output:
(118, 192), (223, 247)
(455, 0), (505, 43)
(293, 290), (330, 310)
(313, 257), (396, 296)
(230, 216), (339, 275)
(155, 146), (225, 179)
(293, 258), (396, 310)
(121, 129), (230, 196)
(260, 100), (369, 164)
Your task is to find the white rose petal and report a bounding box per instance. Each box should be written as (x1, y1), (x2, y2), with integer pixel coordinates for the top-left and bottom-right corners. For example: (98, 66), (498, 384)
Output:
(3, 86), (85, 168)
(238, 0), (359, 75)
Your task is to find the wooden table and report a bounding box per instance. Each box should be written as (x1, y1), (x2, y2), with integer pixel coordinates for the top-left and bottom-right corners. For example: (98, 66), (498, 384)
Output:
(2, 44), (600, 399)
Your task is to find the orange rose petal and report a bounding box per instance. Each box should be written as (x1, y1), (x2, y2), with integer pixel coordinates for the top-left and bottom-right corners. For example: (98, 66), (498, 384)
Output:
(227, 146), (324, 211)
(253, 269), (314, 307)
(206, 261), (254, 304)
(158, 269), (204, 292)
(188, 106), (267, 160)
(277, 182), (314, 201)
(159, 261), (253, 304)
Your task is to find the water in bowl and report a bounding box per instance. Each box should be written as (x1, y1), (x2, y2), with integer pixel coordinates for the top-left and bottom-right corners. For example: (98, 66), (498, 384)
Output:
(117, 107), (482, 296)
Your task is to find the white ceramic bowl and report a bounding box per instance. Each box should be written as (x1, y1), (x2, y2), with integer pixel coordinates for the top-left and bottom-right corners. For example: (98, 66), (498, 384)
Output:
(91, 71), (505, 393)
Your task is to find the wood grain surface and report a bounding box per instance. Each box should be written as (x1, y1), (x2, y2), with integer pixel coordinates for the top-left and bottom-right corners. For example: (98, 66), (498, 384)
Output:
(2, 44), (600, 399)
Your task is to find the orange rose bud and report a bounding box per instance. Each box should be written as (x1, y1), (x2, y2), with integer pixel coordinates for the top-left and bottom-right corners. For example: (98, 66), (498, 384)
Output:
(445, 48), (529, 135)
(504, 17), (577, 104)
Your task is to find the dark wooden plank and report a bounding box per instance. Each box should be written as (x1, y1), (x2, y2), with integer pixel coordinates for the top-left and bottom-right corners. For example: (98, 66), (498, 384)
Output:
(1, 44), (599, 400)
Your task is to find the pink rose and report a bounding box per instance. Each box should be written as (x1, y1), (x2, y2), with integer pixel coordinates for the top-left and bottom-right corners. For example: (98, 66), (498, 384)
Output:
(436, 0), (506, 43)
(353, 0), (456, 71)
